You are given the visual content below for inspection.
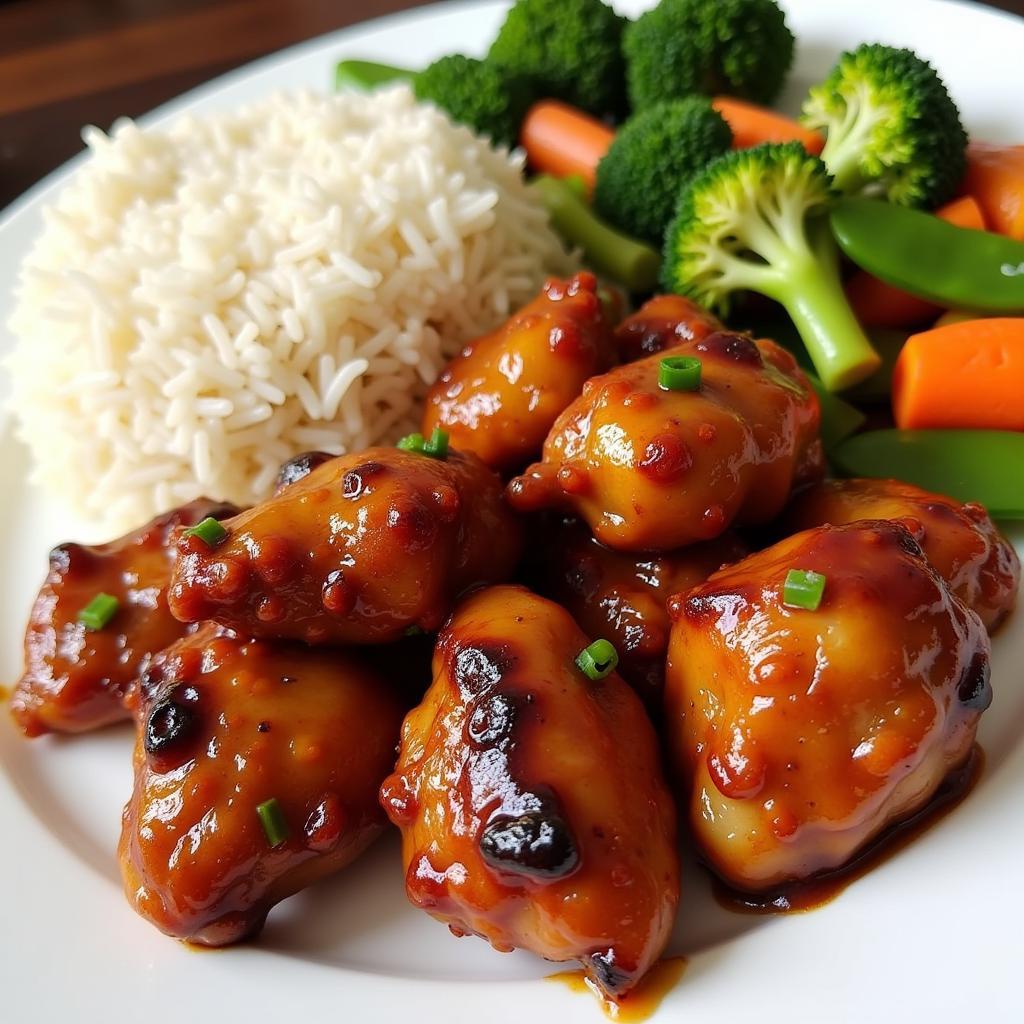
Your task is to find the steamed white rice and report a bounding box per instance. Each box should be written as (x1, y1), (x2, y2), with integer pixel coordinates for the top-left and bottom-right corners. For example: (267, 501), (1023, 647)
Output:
(6, 85), (573, 530)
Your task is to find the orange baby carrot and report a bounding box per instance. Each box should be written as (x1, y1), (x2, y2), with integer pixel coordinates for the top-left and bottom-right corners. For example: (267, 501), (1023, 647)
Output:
(847, 196), (987, 329)
(892, 318), (1024, 431)
(711, 97), (824, 155)
(963, 142), (1024, 241)
(520, 100), (615, 194)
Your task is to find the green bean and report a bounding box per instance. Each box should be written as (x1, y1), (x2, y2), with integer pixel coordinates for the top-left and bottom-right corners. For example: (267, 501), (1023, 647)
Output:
(831, 429), (1024, 519)
(831, 198), (1024, 313)
(335, 60), (412, 92)
(530, 175), (661, 293)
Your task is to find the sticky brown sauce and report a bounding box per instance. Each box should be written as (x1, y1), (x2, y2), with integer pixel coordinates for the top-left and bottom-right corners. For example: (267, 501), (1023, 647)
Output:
(547, 957), (688, 1021)
(713, 745), (984, 914)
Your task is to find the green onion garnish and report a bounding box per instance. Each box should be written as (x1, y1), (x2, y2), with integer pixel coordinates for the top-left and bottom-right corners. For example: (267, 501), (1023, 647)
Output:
(422, 428), (449, 460)
(783, 569), (827, 611)
(183, 517), (227, 548)
(78, 593), (120, 631)
(397, 432), (426, 454)
(575, 639), (619, 681)
(397, 429), (449, 460)
(256, 798), (289, 848)
(658, 356), (702, 392)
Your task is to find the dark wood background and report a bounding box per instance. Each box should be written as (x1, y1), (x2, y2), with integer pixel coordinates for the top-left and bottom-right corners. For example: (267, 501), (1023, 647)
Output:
(1, 0), (1022, 211)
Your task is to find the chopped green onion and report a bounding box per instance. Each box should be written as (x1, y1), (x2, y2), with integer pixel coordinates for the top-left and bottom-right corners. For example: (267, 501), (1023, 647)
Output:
(183, 517), (227, 548)
(398, 429), (449, 459)
(423, 428), (449, 460)
(404, 624), (426, 637)
(256, 798), (289, 848)
(783, 569), (826, 611)
(78, 593), (119, 631)
(397, 432), (426, 454)
(575, 639), (619, 681)
(658, 356), (702, 392)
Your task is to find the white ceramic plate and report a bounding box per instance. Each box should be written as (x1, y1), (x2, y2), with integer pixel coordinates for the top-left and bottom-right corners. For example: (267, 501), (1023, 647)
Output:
(1, 1), (1022, 1021)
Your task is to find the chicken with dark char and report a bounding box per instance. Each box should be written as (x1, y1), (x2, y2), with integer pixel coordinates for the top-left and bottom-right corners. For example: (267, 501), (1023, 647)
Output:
(168, 447), (522, 644)
(380, 584), (679, 1001)
(119, 623), (405, 945)
(664, 521), (991, 893)
(508, 326), (823, 551)
(785, 478), (1020, 631)
(10, 498), (239, 737)
(422, 272), (615, 474)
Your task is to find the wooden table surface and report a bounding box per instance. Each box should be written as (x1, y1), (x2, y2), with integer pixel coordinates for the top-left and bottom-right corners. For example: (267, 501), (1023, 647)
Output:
(1, 0), (1022, 211)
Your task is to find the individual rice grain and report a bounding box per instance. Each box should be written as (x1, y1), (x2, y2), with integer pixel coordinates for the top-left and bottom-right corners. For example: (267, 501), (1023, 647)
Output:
(7, 86), (574, 531)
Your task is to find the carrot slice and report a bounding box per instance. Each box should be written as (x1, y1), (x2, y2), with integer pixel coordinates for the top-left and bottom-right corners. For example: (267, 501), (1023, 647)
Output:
(938, 194), (991, 229)
(711, 97), (824, 155)
(963, 142), (1024, 241)
(847, 196), (987, 329)
(892, 318), (1024, 430)
(520, 100), (615, 194)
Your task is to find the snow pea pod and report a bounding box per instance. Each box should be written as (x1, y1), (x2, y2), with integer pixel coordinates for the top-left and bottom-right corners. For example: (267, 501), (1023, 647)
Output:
(831, 428), (1024, 519)
(335, 60), (412, 92)
(831, 198), (1024, 313)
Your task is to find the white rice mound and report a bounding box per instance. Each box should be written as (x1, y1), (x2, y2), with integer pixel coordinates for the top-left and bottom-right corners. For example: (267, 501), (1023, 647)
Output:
(7, 85), (573, 531)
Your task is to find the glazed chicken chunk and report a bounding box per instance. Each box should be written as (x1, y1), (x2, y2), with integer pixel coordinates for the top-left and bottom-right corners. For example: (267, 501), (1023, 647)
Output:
(536, 516), (746, 708)
(786, 478), (1020, 631)
(381, 585), (679, 1001)
(10, 498), (238, 737)
(120, 624), (405, 945)
(168, 448), (522, 644)
(664, 521), (992, 893)
(508, 326), (822, 551)
(422, 272), (615, 473)
(613, 294), (724, 363)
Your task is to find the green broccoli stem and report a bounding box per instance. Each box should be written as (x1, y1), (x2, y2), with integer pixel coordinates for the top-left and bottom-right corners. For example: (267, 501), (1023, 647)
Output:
(822, 145), (866, 197)
(816, 98), (886, 197)
(335, 60), (414, 92)
(530, 175), (661, 293)
(771, 245), (881, 391)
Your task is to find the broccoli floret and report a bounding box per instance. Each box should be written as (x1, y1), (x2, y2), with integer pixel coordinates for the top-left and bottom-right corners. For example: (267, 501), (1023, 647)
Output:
(594, 98), (732, 245)
(801, 44), (968, 208)
(623, 0), (794, 110)
(413, 55), (531, 147)
(488, 0), (627, 119)
(662, 143), (880, 391)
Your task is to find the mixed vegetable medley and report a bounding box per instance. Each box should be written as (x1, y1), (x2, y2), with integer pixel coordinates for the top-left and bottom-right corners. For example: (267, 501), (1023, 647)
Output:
(337, 0), (1024, 517)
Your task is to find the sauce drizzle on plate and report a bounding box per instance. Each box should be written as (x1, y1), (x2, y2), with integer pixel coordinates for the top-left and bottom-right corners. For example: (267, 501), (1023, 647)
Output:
(547, 956), (688, 1021)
